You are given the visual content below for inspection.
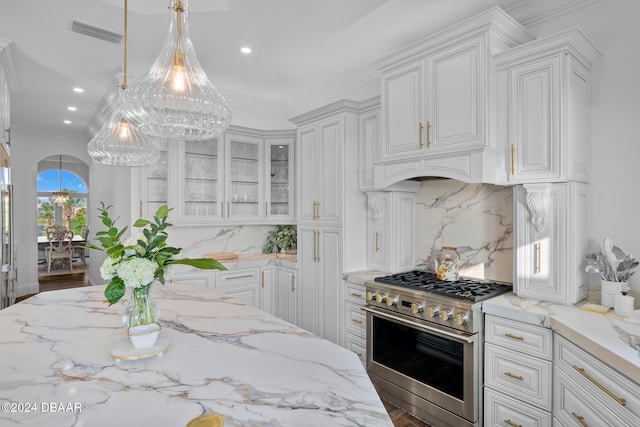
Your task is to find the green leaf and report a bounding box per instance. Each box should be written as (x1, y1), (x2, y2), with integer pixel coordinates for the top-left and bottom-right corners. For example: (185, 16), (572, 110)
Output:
(169, 258), (227, 270)
(133, 219), (151, 227)
(98, 237), (114, 248)
(157, 205), (170, 219)
(104, 278), (126, 305)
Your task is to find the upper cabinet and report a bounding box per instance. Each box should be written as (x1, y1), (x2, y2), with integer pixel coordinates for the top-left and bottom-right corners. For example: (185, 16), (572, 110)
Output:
(0, 40), (17, 151)
(374, 8), (533, 187)
(133, 126), (296, 225)
(495, 28), (601, 184)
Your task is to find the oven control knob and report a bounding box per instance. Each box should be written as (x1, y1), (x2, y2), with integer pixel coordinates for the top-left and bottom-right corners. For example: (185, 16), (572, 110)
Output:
(455, 312), (468, 326)
(375, 294), (385, 304)
(411, 303), (424, 314)
(366, 291), (374, 301)
(426, 305), (439, 318)
(440, 309), (453, 322)
(386, 296), (398, 307)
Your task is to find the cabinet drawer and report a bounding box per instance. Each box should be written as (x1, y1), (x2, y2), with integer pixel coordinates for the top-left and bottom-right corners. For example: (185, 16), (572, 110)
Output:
(485, 343), (553, 411)
(344, 281), (366, 304)
(554, 367), (640, 426)
(555, 334), (640, 419)
(344, 301), (366, 337)
(344, 332), (366, 366)
(486, 315), (553, 360)
(217, 268), (260, 288)
(485, 387), (552, 427)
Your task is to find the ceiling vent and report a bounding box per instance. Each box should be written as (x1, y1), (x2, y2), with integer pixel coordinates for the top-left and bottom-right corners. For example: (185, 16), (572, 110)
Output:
(71, 20), (123, 44)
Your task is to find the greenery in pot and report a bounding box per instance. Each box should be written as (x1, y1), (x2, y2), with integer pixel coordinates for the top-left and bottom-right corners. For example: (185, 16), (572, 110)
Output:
(263, 225), (297, 254)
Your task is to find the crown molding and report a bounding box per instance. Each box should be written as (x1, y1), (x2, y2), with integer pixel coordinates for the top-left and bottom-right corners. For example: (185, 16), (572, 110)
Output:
(0, 39), (19, 92)
(505, 0), (602, 28)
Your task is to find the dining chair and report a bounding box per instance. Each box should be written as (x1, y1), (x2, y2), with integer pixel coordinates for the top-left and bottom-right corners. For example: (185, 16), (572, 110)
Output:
(73, 225), (89, 266)
(45, 225), (74, 273)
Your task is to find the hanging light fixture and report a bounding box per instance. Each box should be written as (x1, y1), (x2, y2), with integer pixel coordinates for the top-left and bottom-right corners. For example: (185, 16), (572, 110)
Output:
(87, 0), (160, 167)
(126, 0), (232, 140)
(51, 155), (69, 206)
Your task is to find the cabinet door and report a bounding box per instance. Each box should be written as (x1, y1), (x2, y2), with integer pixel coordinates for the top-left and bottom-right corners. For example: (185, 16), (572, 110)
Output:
(139, 139), (170, 218)
(358, 108), (379, 191)
(367, 193), (389, 271)
(275, 266), (297, 325)
(381, 60), (425, 159)
(260, 267), (274, 314)
(509, 56), (561, 182)
(216, 268), (261, 307)
(316, 118), (342, 224)
(297, 126), (317, 223)
(265, 139), (294, 222)
(427, 37), (483, 152)
(177, 139), (224, 223)
(225, 133), (264, 221)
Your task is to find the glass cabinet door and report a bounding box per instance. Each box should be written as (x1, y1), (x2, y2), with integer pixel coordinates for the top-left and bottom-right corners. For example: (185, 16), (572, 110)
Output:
(266, 139), (294, 222)
(179, 139), (223, 221)
(143, 139), (169, 218)
(225, 134), (263, 221)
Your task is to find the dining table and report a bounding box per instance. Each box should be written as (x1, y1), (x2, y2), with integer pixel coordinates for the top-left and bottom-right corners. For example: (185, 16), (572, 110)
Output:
(0, 283), (393, 427)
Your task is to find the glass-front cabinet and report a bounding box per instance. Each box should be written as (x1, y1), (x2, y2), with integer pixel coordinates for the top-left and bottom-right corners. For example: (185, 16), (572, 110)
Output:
(133, 127), (295, 225)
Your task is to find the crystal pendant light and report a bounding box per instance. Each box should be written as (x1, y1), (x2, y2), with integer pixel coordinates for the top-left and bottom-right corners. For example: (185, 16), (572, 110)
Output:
(126, 0), (232, 140)
(52, 155), (69, 206)
(87, 0), (159, 167)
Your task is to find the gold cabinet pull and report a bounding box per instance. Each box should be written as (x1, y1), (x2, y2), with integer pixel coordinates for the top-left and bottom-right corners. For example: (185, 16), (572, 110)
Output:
(426, 121), (431, 148)
(571, 412), (589, 427)
(221, 202), (224, 218)
(511, 144), (515, 175)
(225, 274), (254, 281)
(265, 202), (268, 217)
(351, 292), (362, 298)
(419, 122), (424, 149)
(291, 274), (295, 292)
(351, 318), (362, 324)
(503, 371), (523, 381)
(139, 200), (143, 218)
(261, 271), (264, 288)
(314, 230), (320, 262)
(504, 420), (522, 427)
(535, 241), (542, 273)
(572, 365), (627, 406)
(505, 333), (524, 341)
(375, 232), (380, 252)
(227, 201), (230, 218)
(312, 201), (320, 221)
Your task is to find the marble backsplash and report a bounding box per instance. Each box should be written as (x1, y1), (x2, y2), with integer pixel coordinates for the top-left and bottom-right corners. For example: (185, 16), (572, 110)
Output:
(168, 225), (275, 260)
(414, 179), (513, 283)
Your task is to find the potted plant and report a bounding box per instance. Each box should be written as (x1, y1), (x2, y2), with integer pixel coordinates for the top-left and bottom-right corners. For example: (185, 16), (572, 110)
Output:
(263, 225), (297, 254)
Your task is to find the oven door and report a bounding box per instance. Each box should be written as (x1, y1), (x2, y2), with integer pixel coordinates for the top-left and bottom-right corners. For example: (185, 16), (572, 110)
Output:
(363, 305), (480, 424)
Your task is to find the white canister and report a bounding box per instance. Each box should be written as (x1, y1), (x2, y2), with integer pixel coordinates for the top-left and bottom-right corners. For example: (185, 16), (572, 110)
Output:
(601, 280), (626, 307)
(614, 294), (635, 317)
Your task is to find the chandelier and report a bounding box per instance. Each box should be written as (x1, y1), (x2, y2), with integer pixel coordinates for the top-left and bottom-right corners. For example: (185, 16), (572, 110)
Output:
(51, 155), (69, 206)
(125, 0), (232, 140)
(87, 0), (159, 167)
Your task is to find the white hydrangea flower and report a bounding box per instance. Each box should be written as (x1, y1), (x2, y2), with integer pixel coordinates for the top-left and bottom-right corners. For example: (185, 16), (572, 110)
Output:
(124, 232), (146, 257)
(100, 257), (119, 281)
(117, 257), (157, 289)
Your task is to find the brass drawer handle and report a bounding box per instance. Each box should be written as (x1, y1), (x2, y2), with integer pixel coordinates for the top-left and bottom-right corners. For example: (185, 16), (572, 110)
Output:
(572, 365), (627, 406)
(351, 318), (362, 324)
(511, 144), (515, 175)
(375, 232), (380, 252)
(504, 420), (522, 427)
(504, 333), (524, 341)
(224, 274), (253, 281)
(351, 292), (362, 298)
(426, 121), (431, 148)
(571, 412), (588, 427)
(503, 371), (523, 381)
(419, 122), (424, 149)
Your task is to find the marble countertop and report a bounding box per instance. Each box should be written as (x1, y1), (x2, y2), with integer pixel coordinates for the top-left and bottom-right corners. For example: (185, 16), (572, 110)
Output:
(0, 284), (391, 426)
(219, 253), (297, 269)
(483, 293), (640, 384)
(343, 270), (390, 286)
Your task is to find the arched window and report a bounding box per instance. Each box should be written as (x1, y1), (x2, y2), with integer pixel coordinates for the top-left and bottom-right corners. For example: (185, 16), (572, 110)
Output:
(37, 168), (88, 236)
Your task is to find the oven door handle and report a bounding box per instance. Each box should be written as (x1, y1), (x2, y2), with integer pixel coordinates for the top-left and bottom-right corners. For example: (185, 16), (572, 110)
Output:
(362, 306), (476, 344)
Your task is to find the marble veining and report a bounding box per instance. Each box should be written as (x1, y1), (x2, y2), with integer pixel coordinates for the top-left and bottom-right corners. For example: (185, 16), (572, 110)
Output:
(414, 180), (513, 283)
(0, 284), (391, 427)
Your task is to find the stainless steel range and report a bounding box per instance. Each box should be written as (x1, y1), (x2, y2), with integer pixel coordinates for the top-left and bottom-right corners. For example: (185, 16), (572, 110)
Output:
(363, 270), (511, 427)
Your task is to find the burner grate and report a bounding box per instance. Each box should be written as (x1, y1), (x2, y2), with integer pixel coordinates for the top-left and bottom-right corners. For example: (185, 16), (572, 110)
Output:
(374, 270), (511, 302)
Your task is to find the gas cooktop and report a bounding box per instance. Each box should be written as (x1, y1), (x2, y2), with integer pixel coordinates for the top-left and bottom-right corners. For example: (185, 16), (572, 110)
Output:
(374, 270), (512, 302)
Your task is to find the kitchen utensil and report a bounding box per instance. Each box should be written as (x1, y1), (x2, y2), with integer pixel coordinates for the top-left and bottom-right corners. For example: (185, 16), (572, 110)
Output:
(602, 238), (619, 281)
(434, 246), (460, 281)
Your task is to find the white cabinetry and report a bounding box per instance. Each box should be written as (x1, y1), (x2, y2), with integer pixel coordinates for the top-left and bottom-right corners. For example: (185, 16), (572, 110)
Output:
(0, 40), (15, 150)
(133, 126), (296, 225)
(484, 314), (553, 426)
(343, 280), (366, 365)
(216, 267), (261, 307)
(358, 99), (379, 191)
(366, 191), (416, 273)
(374, 8), (532, 186)
(514, 182), (588, 305)
(291, 101), (366, 345)
(271, 265), (297, 326)
(554, 333), (640, 426)
(496, 28), (601, 183)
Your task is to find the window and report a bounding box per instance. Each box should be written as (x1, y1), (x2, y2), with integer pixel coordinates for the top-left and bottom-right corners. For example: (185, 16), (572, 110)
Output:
(37, 169), (87, 236)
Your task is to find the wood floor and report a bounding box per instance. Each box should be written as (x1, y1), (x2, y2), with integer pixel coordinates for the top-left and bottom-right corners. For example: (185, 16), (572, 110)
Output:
(19, 274), (432, 426)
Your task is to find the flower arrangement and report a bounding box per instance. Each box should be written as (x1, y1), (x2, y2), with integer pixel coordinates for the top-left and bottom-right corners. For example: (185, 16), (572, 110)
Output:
(585, 238), (638, 283)
(88, 203), (226, 305)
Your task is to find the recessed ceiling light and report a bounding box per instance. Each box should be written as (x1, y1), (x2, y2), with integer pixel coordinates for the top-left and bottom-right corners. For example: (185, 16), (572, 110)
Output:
(73, 87), (84, 93)
(240, 46), (252, 54)
(63, 120), (72, 125)
(67, 106), (77, 112)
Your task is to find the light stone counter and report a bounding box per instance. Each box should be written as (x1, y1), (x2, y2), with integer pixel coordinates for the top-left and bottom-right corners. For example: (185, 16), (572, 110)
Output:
(483, 292), (640, 385)
(0, 284), (391, 427)
(343, 270), (390, 286)
(219, 253), (297, 269)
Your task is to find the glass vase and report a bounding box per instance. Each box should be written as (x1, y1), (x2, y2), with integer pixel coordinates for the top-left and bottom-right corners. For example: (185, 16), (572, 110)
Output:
(122, 283), (160, 328)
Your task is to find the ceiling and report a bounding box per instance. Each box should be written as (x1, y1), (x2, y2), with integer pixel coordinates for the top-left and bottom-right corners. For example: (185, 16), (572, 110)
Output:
(1, 0), (552, 141)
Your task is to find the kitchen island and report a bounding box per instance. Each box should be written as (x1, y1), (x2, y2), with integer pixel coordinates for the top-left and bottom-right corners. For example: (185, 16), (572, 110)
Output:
(0, 284), (392, 427)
